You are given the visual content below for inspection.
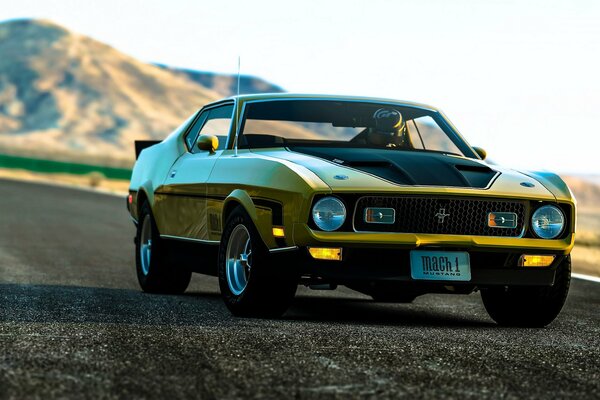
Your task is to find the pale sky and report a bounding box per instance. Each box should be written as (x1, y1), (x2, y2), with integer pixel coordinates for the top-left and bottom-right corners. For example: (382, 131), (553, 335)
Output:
(2, 0), (599, 174)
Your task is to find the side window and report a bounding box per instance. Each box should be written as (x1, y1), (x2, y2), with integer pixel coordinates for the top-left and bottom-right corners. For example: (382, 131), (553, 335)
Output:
(407, 116), (462, 155)
(406, 120), (425, 150)
(192, 104), (234, 153)
(184, 111), (209, 151)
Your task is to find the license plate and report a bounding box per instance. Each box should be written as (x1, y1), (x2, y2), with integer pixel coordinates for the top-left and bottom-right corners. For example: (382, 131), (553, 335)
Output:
(410, 251), (471, 281)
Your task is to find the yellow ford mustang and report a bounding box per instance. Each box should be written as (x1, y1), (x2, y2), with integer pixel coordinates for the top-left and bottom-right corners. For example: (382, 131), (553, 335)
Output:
(127, 94), (575, 326)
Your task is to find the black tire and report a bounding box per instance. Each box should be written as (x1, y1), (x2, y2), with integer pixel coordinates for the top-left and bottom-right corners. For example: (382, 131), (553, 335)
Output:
(135, 201), (191, 294)
(218, 206), (297, 317)
(481, 255), (571, 327)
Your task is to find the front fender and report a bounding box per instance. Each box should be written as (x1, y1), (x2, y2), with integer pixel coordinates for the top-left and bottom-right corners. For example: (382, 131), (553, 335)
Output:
(223, 189), (278, 248)
(523, 171), (576, 203)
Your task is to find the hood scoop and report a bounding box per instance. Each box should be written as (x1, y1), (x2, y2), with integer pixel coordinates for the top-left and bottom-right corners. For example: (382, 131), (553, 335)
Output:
(344, 160), (418, 185)
(289, 146), (498, 188)
(455, 164), (492, 173)
(345, 160), (390, 167)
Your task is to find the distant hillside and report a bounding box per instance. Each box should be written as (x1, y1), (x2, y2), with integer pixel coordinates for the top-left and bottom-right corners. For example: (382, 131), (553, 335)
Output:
(562, 175), (600, 210)
(154, 64), (284, 97)
(570, 174), (600, 187)
(0, 19), (283, 166)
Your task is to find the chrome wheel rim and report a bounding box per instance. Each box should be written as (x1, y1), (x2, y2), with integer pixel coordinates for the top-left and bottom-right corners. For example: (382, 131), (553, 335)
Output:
(140, 214), (152, 276)
(226, 224), (252, 295)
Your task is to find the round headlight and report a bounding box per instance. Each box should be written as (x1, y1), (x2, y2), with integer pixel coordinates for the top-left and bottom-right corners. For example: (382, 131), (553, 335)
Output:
(312, 197), (346, 231)
(531, 205), (565, 239)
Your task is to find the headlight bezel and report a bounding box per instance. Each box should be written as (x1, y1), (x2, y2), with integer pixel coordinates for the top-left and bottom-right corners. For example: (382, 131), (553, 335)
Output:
(531, 204), (565, 239)
(312, 196), (347, 232)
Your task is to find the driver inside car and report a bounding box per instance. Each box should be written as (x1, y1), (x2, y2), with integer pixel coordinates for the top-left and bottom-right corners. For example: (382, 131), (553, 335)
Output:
(350, 108), (414, 148)
(366, 108), (414, 148)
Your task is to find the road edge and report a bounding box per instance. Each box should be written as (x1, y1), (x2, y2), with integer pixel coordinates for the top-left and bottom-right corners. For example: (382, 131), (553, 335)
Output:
(572, 273), (600, 283)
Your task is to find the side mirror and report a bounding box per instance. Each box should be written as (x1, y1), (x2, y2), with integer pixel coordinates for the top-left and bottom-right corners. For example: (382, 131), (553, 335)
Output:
(473, 146), (487, 160)
(197, 135), (219, 154)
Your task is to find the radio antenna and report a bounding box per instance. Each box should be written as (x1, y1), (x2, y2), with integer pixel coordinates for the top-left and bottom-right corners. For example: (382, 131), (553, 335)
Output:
(234, 56), (241, 157)
(237, 56), (241, 98)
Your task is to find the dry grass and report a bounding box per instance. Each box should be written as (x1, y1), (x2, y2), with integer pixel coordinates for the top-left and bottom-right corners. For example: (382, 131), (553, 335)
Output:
(0, 168), (129, 195)
(571, 245), (600, 277)
(571, 208), (600, 277)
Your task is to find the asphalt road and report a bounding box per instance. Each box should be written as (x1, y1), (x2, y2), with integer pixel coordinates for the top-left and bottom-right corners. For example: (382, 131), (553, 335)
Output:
(0, 178), (599, 399)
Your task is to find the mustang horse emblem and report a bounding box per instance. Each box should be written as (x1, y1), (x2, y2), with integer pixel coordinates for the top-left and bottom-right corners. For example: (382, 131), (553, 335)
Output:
(435, 208), (450, 223)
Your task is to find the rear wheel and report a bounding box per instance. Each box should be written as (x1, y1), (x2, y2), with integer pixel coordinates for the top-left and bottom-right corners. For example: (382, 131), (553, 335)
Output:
(481, 255), (571, 327)
(135, 201), (191, 294)
(218, 206), (297, 317)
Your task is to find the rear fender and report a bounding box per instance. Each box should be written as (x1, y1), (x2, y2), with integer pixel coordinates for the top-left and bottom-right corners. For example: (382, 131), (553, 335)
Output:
(131, 181), (154, 222)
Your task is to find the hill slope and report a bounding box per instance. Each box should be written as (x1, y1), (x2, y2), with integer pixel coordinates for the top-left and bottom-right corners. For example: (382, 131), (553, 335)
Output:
(0, 19), (281, 165)
(154, 64), (284, 97)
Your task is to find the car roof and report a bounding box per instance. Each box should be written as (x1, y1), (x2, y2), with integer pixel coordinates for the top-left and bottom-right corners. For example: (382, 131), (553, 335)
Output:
(205, 93), (440, 112)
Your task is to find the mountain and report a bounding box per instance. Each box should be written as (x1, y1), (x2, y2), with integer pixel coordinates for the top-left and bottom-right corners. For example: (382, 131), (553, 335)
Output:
(154, 64), (284, 98)
(0, 19), (283, 166)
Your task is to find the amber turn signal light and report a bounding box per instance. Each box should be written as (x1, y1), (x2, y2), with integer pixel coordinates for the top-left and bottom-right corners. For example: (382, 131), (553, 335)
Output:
(272, 227), (285, 238)
(518, 254), (555, 267)
(308, 247), (343, 261)
(487, 212), (517, 228)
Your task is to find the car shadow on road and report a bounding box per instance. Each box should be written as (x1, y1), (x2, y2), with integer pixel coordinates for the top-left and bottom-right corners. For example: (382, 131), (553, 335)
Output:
(0, 283), (495, 328)
(285, 295), (495, 328)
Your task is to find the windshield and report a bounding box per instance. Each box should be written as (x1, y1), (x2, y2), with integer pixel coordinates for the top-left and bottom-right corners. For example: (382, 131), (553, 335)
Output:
(239, 100), (472, 157)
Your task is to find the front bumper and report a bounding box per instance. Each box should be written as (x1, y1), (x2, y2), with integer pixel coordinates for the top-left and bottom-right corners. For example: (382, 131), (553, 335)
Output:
(279, 247), (564, 287)
(279, 224), (573, 288)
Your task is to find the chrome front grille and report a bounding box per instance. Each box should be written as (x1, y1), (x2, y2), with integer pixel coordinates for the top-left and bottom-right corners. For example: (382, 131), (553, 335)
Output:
(353, 196), (526, 237)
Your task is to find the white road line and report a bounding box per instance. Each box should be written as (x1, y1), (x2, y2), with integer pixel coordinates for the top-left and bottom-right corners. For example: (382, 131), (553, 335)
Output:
(572, 273), (600, 283)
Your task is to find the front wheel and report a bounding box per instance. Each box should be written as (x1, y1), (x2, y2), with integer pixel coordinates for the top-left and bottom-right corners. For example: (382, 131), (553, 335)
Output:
(481, 255), (571, 327)
(218, 206), (297, 317)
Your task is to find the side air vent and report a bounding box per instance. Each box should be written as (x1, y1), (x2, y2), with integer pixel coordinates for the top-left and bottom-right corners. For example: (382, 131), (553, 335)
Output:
(455, 164), (493, 173)
(346, 161), (391, 168)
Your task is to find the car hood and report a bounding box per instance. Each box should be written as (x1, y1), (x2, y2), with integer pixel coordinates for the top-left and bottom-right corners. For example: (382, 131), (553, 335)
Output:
(253, 147), (558, 201)
(289, 147), (497, 188)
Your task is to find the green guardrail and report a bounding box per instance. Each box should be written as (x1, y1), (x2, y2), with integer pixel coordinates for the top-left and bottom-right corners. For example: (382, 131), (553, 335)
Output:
(0, 153), (132, 180)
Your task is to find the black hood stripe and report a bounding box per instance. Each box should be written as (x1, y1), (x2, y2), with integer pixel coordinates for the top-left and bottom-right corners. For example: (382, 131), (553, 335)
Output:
(288, 147), (499, 189)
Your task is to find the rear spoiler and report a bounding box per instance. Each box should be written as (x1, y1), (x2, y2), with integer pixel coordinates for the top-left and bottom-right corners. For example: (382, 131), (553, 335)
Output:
(135, 140), (161, 159)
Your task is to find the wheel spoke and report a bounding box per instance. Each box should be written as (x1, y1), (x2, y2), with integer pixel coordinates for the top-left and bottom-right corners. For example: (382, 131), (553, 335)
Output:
(139, 215), (152, 276)
(225, 224), (252, 295)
